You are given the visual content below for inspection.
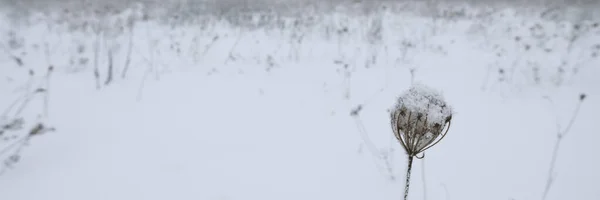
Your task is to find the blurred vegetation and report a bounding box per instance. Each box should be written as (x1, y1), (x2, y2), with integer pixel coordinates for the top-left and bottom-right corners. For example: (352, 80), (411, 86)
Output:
(2, 0), (600, 28)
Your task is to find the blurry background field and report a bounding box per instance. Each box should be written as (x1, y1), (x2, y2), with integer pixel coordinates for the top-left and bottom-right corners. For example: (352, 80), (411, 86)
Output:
(0, 0), (598, 200)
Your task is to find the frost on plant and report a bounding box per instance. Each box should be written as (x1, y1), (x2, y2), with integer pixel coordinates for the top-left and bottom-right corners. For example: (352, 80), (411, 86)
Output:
(391, 83), (453, 157)
(390, 83), (452, 200)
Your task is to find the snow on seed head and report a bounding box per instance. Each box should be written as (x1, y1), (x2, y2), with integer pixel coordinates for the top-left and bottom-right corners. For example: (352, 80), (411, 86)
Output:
(393, 83), (453, 125)
(390, 83), (453, 156)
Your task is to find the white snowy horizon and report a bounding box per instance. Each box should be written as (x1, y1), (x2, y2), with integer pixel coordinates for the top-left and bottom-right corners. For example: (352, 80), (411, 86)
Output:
(0, 2), (598, 200)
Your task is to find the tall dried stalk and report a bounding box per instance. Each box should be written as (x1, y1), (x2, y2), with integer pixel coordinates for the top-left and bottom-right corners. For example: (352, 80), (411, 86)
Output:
(422, 159), (428, 200)
(541, 94), (586, 200)
(121, 21), (135, 79)
(93, 31), (102, 90)
(390, 83), (453, 200)
(404, 155), (414, 200)
(104, 48), (114, 86)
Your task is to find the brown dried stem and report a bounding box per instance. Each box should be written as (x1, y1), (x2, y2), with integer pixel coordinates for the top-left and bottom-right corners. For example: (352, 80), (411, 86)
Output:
(404, 155), (414, 200)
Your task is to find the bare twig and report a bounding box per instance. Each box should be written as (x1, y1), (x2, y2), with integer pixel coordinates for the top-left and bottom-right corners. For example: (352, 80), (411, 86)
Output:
(352, 114), (395, 179)
(560, 95), (585, 138)
(1, 86), (55, 175)
(1, 123), (54, 166)
(541, 94), (585, 200)
(121, 26), (134, 79)
(2, 72), (35, 118)
(289, 29), (304, 61)
(0, 136), (28, 157)
(351, 104), (397, 180)
(200, 35), (220, 59)
(105, 48), (114, 86)
(348, 71), (396, 179)
(43, 66), (53, 118)
(225, 29), (243, 65)
(14, 88), (45, 117)
(93, 30), (102, 90)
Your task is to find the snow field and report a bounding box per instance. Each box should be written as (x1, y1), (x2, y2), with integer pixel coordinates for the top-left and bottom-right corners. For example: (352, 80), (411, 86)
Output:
(0, 4), (599, 200)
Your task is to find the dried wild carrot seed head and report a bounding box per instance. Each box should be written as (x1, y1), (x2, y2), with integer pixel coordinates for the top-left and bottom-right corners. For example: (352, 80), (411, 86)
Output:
(390, 83), (453, 157)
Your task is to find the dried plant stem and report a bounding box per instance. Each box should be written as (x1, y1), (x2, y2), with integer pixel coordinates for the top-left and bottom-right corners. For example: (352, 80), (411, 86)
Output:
(104, 48), (114, 86)
(43, 67), (52, 118)
(0, 136), (28, 157)
(405, 155), (414, 200)
(200, 36), (219, 59)
(541, 98), (583, 200)
(351, 104), (396, 180)
(3, 77), (33, 118)
(121, 28), (134, 79)
(391, 84), (453, 200)
(343, 67), (352, 100)
(136, 66), (152, 102)
(15, 91), (39, 117)
(93, 31), (102, 90)
(224, 29), (243, 65)
(0, 136), (29, 175)
(541, 136), (561, 200)
(422, 159), (427, 200)
(353, 115), (394, 179)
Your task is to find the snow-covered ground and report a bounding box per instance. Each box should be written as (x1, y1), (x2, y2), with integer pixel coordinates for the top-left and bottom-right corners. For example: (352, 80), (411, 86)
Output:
(0, 3), (599, 200)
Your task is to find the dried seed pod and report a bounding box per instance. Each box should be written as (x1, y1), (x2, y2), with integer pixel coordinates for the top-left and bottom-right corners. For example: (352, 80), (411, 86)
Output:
(390, 83), (453, 157)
